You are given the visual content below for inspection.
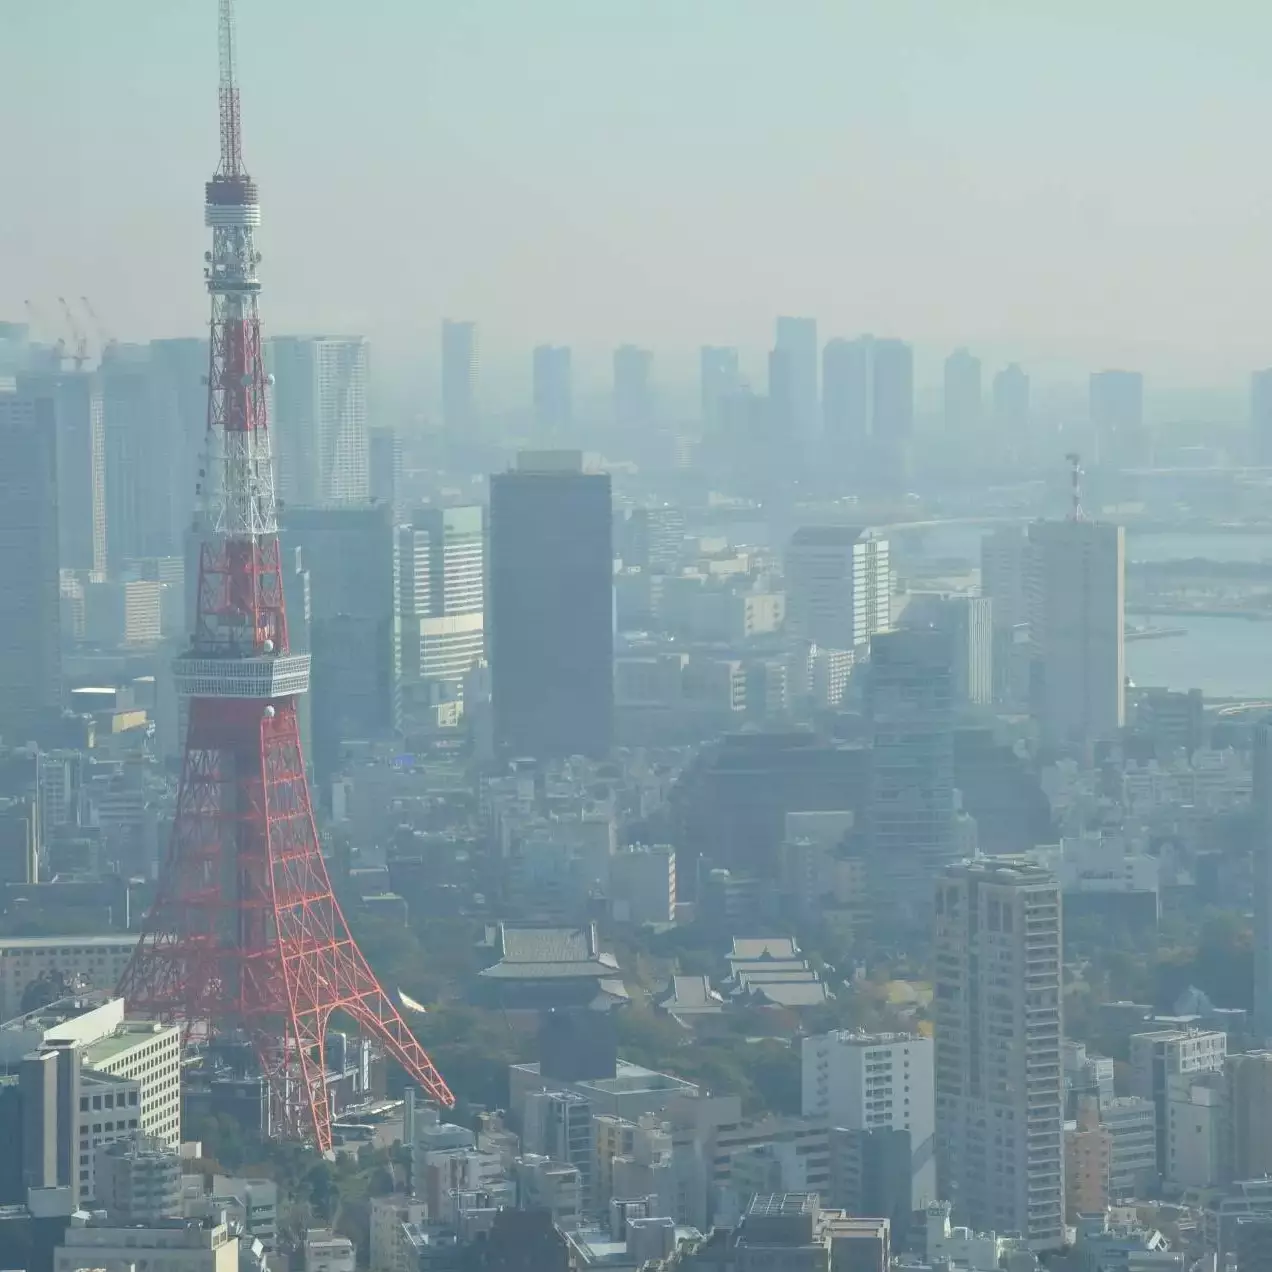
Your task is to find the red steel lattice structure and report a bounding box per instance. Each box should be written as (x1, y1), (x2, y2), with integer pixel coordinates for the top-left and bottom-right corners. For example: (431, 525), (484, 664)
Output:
(118, 0), (453, 1150)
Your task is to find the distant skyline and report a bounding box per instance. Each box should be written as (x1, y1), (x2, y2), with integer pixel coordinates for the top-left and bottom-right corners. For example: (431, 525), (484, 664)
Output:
(5, 2), (1272, 386)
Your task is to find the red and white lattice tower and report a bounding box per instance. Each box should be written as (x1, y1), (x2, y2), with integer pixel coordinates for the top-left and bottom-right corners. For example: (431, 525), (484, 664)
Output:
(118, 0), (453, 1150)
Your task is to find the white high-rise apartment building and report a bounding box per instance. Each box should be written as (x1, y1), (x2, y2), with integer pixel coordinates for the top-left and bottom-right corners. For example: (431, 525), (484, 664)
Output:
(268, 336), (370, 505)
(934, 857), (1065, 1252)
(785, 526), (889, 651)
(1027, 518), (1125, 746)
(801, 1030), (936, 1207)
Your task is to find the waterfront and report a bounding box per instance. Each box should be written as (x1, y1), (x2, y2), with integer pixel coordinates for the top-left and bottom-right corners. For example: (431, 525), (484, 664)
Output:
(909, 524), (1272, 699)
(1126, 615), (1272, 699)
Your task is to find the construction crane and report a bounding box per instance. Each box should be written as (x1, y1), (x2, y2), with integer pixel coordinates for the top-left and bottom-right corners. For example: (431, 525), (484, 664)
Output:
(57, 297), (89, 370)
(1065, 451), (1084, 521)
(23, 300), (67, 365)
(79, 296), (117, 360)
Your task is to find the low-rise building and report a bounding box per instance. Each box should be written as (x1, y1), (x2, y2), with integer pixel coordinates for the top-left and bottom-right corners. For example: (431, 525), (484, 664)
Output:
(370, 1195), (429, 1272)
(1101, 1096), (1158, 1200)
(1066, 1104), (1111, 1220)
(305, 1226), (356, 1272)
(55, 1212), (237, 1272)
(95, 1134), (182, 1224)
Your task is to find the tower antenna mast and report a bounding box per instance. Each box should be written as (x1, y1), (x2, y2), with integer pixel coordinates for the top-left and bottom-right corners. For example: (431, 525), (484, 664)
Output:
(119, 0), (453, 1151)
(217, 0), (243, 177)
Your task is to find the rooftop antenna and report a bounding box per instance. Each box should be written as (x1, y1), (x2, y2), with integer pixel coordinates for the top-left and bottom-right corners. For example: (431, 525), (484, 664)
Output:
(1065, 451), (1084, 522)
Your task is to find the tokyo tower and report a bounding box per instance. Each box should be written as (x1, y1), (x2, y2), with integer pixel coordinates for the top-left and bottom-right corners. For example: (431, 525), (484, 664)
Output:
(119, 0), (453, 1150)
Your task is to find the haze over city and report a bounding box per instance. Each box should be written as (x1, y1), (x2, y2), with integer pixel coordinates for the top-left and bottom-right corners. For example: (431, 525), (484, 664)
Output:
(8, 3), (1272, 1271)
(6, 1), (1272, 392)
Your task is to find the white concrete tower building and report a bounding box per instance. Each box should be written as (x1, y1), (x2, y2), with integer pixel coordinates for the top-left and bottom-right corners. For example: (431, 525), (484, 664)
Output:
(801, 1030), (936, 1207)
(934, 857), (1065, 1252)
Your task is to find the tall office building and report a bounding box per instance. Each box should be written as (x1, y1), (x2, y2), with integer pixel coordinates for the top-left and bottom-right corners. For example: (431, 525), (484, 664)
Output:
(767, 347), (796, 449)
(0, 391), (61, 741)
(1027, 519), (1125, 747)
(865, 629), (958, 926)
(398, 505), (485, 717)
(700, 346), (740, 428)
(872, 338), (915, 492)
(268, 336), (370, 505)
(872, 339), (914, 442)
(900, 594), (993, 706)
(281, 503), (399, 782)
(613, 346), (653, 431)
(102, 343), (182, 567)
(532, 345), (573, 440)
(934, 858), (1065, 1251)
(368, 427), (403, 511)
(622, 506), (685, 572)
(785, 526), (889, 651)
(943, 349), (982, 434)
(1090, 370), (1144, 465)
(822, 337), (872, 452)
(441, 319), (478, 436)
(490, 451), (612, 759)
(775, 316), (819, 444)
(993, 363), (1030, 435)
(980, 526), (1030, 705)
(17, 369), (105, 576)
(150, 337), (209, 549)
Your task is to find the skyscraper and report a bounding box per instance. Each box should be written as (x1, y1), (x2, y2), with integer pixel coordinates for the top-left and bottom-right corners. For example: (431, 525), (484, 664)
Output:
(150, 337), (209, 550)
(943, 349), (982, 434)
(980, 526), (1030, 705)
(490, 451), (612, 759)
(767, 346), (796, 447)
(934, 857), (1065, 1251)
(900, 594), (993, 706)
(399, 505), (485, 719)
(613, 345), (653, 431)
(0, 391), (61, 740)
(865, 628), (957, 926)
(102, 343), (180, 567)
(872, 339), (914, 442)
(822, 337), (872, 453)
(775, 316), (819, 444)
(441, 319), (478, 436)
(872, 338), (915, 492)
(281, 503), (400, 782)
(993, 363), (1030, 435)
(369, 426), (403, 511)
(533, 345), (573, 440)
(1027, 518), (1125, 747)
(268, 335), (370, 505)
(1252, 370), (1272, 467)
(785, 526), (890, 651)
(1090, 370), (1144, 465)
(700, 346), (740, 428)
(17, 368), (105, 576)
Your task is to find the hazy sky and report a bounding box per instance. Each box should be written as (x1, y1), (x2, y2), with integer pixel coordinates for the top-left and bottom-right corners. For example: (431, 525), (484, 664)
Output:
(4, 1), (1272, 386)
